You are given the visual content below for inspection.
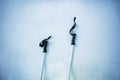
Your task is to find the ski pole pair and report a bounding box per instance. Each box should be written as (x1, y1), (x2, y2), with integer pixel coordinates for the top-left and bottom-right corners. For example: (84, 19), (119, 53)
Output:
(39, 17), (77, 80)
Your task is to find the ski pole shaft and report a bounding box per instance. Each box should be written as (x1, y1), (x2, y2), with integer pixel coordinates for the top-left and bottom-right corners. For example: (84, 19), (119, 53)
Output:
(40, 53), (46, 80)
(68, 45), (75, 80)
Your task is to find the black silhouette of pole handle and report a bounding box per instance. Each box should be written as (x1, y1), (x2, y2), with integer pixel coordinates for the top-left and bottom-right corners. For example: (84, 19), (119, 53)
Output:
(39, 36), (51, 53)
(69, 17), (76, 45)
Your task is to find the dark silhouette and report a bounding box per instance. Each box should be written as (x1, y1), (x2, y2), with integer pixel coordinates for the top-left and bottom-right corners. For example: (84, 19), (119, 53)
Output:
(39, 36), (51, 53)
(69, 17), (76, 45)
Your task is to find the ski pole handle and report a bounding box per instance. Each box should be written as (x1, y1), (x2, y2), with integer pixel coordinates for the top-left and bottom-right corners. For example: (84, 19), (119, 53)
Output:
(69, 17), (77, 45)
(71, 34), (76, 45)
(39, 36), (51, 53)
(42, 41), (48, 53)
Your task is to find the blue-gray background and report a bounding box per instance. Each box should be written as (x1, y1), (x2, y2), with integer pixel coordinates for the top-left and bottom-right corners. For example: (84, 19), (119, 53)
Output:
(0, 0), (120, 80)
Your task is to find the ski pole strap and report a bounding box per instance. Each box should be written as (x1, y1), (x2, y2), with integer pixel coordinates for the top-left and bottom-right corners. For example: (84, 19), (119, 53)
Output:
(39, 36), (51, 53)
(69, 17), (77, 45)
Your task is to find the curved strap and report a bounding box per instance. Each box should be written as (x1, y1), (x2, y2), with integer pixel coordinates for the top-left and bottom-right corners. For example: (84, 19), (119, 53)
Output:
(69, 17), (77, 45)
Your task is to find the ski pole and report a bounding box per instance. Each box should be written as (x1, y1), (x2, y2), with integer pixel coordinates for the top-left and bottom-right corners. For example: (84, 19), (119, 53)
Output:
(39, 36), (51, 80)
(68, 17), (77, 80)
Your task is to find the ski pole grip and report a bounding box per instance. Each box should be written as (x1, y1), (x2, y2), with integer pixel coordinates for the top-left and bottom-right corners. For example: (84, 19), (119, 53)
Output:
(71, 34), (76, 45)
(43, 41), (48, 53)
(69, 17), (77, 45)
(39, 36), (51, 53)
